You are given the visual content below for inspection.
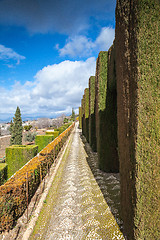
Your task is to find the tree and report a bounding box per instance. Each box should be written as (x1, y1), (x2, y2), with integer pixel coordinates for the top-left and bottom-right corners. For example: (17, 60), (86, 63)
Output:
(24, 125), (32, 131)
(24, 131), (37, 143)
(10, 106), (23, 145)
(71, 108), (75, 121)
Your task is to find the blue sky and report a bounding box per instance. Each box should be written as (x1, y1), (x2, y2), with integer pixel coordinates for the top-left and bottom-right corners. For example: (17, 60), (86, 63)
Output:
(0, 0), (116, 122)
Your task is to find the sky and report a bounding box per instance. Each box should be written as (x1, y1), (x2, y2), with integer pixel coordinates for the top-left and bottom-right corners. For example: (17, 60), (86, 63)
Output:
(0, 0), (116, 122)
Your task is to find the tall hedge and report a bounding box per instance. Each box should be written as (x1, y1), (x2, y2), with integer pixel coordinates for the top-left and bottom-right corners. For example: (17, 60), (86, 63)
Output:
(89, 76), (96, 151)
(35, 135), (54, 152)
(6, 145), (38, 179)
(0, 163), (8, 186)
(81, 95), (86, 136)
(116, 0), (160, 239)
(95, 51), (108, 171)
(79, 107), (82, 129)
(105, 43), (119, 172)
(84, 88), (89, 142)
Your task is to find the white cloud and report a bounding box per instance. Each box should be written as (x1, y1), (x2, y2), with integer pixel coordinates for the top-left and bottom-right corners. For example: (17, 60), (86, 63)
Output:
(0, 58), (96, 120)
(57, 27), (115, 58)
(0, 44), (25, 64)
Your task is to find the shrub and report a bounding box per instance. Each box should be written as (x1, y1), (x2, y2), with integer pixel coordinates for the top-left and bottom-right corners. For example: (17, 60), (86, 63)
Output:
(116, 0), (160, 239)
(46, 130), (59, 138)
(6, 145), (38, 179)
(89, 76), (96, 151)
(79, 107), (82, 129)
(84, 88), (89, 142)
(0, 163), (8, 186)
(24, 125), (32, 131)
(35, 135), (54, 152)
(24, 131), (37, 142)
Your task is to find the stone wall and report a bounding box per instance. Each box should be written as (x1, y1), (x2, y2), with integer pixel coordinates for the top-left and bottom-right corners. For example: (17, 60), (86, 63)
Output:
(0, 135), (11, 158)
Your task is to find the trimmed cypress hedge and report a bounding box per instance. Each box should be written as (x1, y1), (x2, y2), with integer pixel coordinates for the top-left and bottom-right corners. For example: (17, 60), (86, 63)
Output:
(79, 107), (82, 129)
(35, 135), (54, 152)
(81, 95), (86, 137)
(0, 163), (8, 186)
(6, 145), (38, 179)
(105, 43), (119, 172)
(95, 51), (108, 170)
(84, 88), (89, 142)
(46, 130), (59, 138)
(116, 0), (160, 239)
(89, 76), (96, 151)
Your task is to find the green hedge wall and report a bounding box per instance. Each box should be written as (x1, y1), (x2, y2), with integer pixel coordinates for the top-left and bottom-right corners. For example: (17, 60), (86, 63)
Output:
(104, 43), (119, 172)
(46, 130), (59, 138)
(116, 0), (160, 239)
(84, 88), (89, 142)
(89, 76), (96, 151)
(79, 107), (82, 129)
(82, 95), (86, 136)
(95, 51), (108, 171)
(6, 145), (38, 179)
(35, 135), (54, 152)
(0, 163), (8, 186)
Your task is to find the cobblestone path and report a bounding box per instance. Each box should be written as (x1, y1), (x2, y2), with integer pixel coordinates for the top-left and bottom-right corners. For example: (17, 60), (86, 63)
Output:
(30, 124), (124, 240)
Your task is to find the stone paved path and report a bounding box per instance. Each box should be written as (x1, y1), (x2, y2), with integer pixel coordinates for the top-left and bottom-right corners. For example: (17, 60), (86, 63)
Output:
(30, 124), (124, 239)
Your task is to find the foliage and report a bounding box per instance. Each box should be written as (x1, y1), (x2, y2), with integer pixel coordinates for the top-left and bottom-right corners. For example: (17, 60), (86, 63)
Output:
(46, 131), (59, 138)
(24, 125), (32, 131)
(6, 145), (38, 179)
(79, 107), (82, 129)
(71, 108), (75, 121)
(24, 131), (37, 142)
(89, 76), (96, 151)
(0, 163), (8, 186)
(35, 135), (54, 152)
(63, 117), (68, 123)
(10, 107), (23, 145)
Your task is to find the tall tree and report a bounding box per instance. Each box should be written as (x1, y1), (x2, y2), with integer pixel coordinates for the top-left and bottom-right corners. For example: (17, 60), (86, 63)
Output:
(71, 108), (75, 121)
(10, 106), (23, 145)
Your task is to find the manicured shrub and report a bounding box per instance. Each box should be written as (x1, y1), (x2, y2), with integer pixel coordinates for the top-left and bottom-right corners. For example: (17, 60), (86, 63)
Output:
(35, 135), (54, 152)
(46, 130), (59, 138)
(6, 145), (38, 179)
(84, 88), (89, 142)
(89, 76), (96, 151)
(116, 0), (160, 239)
(95, 51), (108, 170)
(79, 107), (82, 129)
(82, 95), (86, 137)
(104, 43), (119, 172)
(0, 163), (8, 186)
(0, 123), (75, 232)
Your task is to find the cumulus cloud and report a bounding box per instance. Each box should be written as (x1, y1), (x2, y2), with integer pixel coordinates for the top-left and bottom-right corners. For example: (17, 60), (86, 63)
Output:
(0, 58), (96, 120)
(57, 27), (115, 58)
(0, 0), (116, 34)
(0, 44), (25, 65)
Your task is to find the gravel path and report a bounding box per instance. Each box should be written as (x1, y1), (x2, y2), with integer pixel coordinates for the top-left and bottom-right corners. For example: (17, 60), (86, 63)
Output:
(30, 123), (124, 239)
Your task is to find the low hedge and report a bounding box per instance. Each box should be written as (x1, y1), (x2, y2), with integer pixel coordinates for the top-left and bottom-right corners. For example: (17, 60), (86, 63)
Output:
(35, 135), (54, 152)
(6, 145), (38, 179)
(0, 123), (75, 232)
(46, 130), (59, 138)
(0, 163), (8, 186)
